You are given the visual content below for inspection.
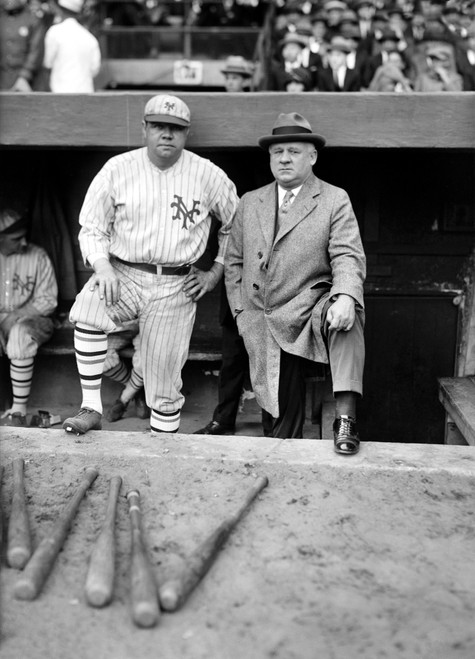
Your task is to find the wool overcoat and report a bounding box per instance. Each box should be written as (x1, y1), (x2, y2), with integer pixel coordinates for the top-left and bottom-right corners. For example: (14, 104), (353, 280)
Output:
(224, 173), (366, 418)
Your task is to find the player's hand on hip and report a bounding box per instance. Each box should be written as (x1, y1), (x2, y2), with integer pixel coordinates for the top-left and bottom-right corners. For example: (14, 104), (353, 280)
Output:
(183, 264), (222, 302)
(326, 294), (356, 332)
(91, 260), (121, 306)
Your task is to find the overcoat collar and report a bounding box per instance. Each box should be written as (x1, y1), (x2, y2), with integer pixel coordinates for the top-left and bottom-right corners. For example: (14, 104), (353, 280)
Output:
(257, 174), (322, 246)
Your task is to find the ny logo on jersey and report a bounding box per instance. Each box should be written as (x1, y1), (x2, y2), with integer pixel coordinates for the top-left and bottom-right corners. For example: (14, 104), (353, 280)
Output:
(13, 273), (35, 296)
(171, 195), (201, 230)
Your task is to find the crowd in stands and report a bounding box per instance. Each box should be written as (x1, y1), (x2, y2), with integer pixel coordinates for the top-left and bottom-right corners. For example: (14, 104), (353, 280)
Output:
(1, 0), (474, 91)
(260, 0), (475, 90)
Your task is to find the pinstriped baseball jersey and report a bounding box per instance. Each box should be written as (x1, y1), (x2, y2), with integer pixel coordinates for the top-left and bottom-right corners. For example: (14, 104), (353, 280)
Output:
(0, 244), (57, 321)
(78, 147), (238, 267)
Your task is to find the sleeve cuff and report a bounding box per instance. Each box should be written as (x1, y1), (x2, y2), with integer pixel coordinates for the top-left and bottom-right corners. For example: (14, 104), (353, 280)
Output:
(87, 252), (109, 267)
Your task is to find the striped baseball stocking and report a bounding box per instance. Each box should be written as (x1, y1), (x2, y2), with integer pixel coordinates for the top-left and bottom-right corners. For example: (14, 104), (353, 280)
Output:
(120, 367), (144, 405)
(104, 360), (130, 386)
(74, 322), (108, 414)
(150, 408), (180, 433)
(10, 358), (34, 415)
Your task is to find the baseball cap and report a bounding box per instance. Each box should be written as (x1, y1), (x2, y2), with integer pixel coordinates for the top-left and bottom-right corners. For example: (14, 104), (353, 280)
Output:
(0, 209), (28, 235)
(144, 95), (191, 127)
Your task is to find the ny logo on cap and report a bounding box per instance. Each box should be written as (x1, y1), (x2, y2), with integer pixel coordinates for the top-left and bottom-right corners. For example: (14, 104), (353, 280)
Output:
(164, 101), (176, 112)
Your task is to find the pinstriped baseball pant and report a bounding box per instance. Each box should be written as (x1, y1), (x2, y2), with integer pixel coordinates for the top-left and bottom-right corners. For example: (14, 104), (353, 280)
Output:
(69, 261), (196, 424)
(0, 317), (54, 360)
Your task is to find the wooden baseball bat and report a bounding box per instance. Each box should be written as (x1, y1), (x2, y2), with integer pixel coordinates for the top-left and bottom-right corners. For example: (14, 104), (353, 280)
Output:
(85, 475), (122, 607)
(126, 489), (160, 628)
(159, 475), (269, 612)
(7, 458), (32, 569)
(14, 466), (99, 600)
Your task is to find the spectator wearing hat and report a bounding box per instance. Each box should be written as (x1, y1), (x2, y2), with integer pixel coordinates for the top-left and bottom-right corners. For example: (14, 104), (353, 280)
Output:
(363, 27), (402, 87)
(63, 94), (238, 436)
(368, 59), (413, 91)
(0, 0), (46, 90)
(266, 31), (311, 90)
(354, 0), (375, 39)
(302, 12), (328, 75)
(295, 16), (319, 69)
(340, 23), (369, 73)
(284, 66), (313, 91)
(405, 11), (426, 46)
(225, 111), (365, 453)
(220, 55), (253, 92)
(0, 208), (58, 426)
(371, 10), (390, 43)
(414, 42), (464, 90)
(323, 0), (348, 40)
(43, 0), (101, 92)
(387, 5), (409, 47)
(316, 35), (362, 90)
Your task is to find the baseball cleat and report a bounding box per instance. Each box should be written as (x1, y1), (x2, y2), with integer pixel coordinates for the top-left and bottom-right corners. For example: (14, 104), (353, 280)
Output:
(63, 408), (102, 435)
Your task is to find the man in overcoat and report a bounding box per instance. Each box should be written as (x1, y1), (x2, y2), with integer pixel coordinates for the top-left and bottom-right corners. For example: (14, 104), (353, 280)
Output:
(225, 112), (366, 454)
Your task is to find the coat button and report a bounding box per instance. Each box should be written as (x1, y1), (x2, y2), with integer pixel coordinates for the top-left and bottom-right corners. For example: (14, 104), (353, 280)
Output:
(252, 283), (259, 290)
(258, 251), (263, 258)
(265, 308), (272, 315)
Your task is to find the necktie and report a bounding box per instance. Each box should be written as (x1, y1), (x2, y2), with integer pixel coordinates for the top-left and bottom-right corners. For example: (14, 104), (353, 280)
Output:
(277, 190), (294, 231)
(280, 190), (294, 214)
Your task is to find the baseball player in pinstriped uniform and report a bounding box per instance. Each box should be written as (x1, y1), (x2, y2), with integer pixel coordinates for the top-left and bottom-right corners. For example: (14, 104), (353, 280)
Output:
(0, 209), (58, 425)
(63, 94), (239, 435)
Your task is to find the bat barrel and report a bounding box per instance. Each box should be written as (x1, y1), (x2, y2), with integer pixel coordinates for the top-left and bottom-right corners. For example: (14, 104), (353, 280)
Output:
(159, 474), (269, 612)
(14, 466), (98, 600)
(7, 458), (32, 569)
(85, 475), (122, 608)
(126, 489), (160, 627)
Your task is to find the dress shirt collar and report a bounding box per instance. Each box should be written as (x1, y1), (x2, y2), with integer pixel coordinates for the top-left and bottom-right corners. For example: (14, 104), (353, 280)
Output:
(277, 184), (302, 206)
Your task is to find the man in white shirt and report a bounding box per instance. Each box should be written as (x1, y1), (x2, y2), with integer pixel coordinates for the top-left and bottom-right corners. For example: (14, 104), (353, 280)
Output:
(43, 0), (101, 93)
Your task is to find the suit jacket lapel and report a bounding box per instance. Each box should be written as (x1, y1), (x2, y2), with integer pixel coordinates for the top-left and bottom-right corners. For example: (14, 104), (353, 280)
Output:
(274, 175), (321, 243)
(257, 183), (278, 247)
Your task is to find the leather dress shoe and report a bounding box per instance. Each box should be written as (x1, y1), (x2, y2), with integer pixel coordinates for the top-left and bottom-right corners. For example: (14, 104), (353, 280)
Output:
(193, 420), (235, 435)
(333, 415), (360, 455)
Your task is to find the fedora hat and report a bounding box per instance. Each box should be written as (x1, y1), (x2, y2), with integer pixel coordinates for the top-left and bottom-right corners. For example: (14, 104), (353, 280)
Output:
(279, 31), (309, 49)
(258, 113), (326, 150)
(220, 55), (253, 78)
(328, 35), (353, 53)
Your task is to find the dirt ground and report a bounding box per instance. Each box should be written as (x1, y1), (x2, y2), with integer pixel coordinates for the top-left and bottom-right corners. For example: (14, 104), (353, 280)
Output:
(1, 429), (475, 659)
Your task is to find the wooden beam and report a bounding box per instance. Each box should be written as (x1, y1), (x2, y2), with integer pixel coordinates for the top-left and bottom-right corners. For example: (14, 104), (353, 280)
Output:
(1, 92), (474, 149)
(438, 376), (475, 446)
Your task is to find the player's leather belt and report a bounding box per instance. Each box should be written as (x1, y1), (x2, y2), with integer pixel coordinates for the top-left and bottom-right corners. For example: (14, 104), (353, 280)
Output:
(114, 257), (191, 276)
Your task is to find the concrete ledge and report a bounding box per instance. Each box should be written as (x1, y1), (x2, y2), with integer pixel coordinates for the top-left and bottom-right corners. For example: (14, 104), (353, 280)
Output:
(2, 428), (475, 476)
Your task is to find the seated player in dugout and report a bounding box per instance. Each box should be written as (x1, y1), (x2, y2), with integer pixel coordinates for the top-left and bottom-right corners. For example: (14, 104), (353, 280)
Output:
(0, 209), (58, 426)
(63, 94), (239, 436)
